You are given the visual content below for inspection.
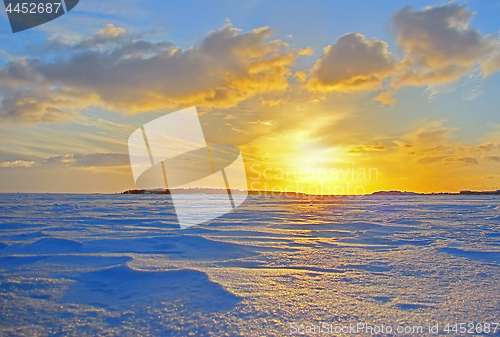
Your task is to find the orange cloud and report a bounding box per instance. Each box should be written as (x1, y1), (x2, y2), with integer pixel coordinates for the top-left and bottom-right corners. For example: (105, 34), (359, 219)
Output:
(347, 143), (387, 154)
(0, 24), (306, 123)
(375, 91), (396, 106)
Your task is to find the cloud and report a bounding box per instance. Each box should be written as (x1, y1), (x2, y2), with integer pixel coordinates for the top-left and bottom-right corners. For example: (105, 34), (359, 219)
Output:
(482, 52), (500, 77)
(375, 90), (396, 106)
(391, 4), (498, 87)
(1, 153), (130, 168)
(405, 120), (455, 149)
(395, 120), (455, 163)
(303, 4), (500, 103)
(0, 88), (81, 124)
(0, 160), (36, 168)
(97, 23), (126, 37)
(347, 143), (387, 154)
(392, 121), (500, 167)
(471, 143), (496, 152)
(249, 119), (276, 126)
(306, 33), (397, 92)
(484, 155), (500, 162)
(46, 153), (130, 167)
(259, 97), (285, 107)
(445, 157), (478, 165)
(0, 23), (305, 124)
(298, 46), (314, 56)
(294, 71), (307, 82)
(1, 5), (498, 123)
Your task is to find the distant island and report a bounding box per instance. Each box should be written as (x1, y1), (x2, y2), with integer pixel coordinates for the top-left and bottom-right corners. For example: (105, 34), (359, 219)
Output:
(121, 188), (500, 196)
(121, 188), (247, 195)
(121, 188), (308, 196)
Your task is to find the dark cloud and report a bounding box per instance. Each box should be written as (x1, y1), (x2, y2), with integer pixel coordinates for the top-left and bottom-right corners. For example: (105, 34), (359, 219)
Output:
(484, 155), (500, 163)
(391, 4), (498, 86)
(307, 33), (397, 92)
(0, 89), (79, 124)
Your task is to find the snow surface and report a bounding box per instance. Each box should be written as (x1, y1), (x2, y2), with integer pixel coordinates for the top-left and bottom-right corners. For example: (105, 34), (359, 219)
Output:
(0, 194), (499, 335)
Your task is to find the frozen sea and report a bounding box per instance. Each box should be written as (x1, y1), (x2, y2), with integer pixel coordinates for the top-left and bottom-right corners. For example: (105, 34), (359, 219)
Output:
(0, 193), (499, 336)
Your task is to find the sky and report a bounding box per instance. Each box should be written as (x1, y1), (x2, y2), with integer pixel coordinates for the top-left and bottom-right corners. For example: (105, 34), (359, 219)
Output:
(1, 0), (500, 194)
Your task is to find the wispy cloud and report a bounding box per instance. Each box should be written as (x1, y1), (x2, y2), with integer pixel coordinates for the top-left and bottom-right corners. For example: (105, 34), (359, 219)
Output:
(0, 160), (36, 168)
(45, 153), (130, 167)
(1, 153), (130, 168)
(347, 143), (387, 154)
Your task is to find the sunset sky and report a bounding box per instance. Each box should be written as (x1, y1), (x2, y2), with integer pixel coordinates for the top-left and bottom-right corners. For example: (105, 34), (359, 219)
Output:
(1, 0), (500, 193)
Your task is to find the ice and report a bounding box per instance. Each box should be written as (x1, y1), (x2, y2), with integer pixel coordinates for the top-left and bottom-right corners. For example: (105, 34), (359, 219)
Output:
(0, 193), (499, 335)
